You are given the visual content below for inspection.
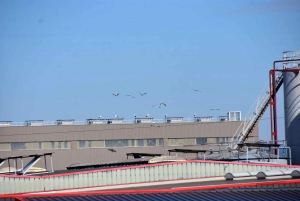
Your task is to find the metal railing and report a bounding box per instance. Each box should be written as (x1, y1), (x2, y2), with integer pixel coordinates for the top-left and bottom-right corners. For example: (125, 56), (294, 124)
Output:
(230, 72), (284, 150)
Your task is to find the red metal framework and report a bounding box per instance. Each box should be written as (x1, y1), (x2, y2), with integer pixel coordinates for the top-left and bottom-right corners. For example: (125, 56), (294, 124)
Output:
(269, 59), (300, 145)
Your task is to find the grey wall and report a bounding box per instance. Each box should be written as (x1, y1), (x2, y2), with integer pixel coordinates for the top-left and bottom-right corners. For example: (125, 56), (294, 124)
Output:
(0, 121), (258, 170)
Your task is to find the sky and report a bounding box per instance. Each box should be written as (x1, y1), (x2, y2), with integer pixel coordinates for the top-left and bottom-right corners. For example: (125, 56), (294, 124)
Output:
(0, 0), (299, 141)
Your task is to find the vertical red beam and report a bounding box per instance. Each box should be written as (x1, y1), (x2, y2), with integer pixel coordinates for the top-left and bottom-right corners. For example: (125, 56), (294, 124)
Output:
(269, 70), (276, 142)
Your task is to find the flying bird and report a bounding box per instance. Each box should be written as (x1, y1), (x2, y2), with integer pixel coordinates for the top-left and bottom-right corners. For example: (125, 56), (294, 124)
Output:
(192, 89), (200, 92)
(125, 95), (135, 98)
(152, 105), (161, 109)
(160, 102), (166, 106)
(139, 92), (147, 96)
(112, 93), (119, 96)
(108, 148), (116, 152)
(211, 108), (220, 110)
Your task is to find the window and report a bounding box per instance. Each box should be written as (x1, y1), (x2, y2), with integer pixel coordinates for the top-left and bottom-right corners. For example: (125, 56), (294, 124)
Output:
(105, 140), (128, 147)
(0, 143), (11, 151)
(147, 139), (156, 146)
(196, 138), (207, 145)
(11, 142), (26, 150)
(78, 140), (104, 148)
(168, 138), (196, 146)
(228, 111), (241, 121)
(76, 138), (163, 149)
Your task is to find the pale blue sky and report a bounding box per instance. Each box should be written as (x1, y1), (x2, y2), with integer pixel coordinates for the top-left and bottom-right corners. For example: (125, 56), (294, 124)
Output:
(0, 0), (299, 141)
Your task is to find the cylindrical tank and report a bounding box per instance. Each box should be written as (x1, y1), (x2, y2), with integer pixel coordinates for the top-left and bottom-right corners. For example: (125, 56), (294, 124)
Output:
(283, 51), (300, 165)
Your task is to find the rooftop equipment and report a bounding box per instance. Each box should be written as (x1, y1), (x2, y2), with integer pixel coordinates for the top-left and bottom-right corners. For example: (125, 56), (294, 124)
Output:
(56, 119), (74, 125)
(166, 117), (183, 123)
(25, 120), (43, 126)
(86, 119), (104, 125)
(218, 116), (228, 121)
(106, 118), (124, 124)
(134, 117), (153, 124)
(0, 121), (12, 127)
(194, 116), (213, 122)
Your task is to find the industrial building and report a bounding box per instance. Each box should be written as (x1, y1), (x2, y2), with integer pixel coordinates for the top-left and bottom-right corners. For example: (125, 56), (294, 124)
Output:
(0, 112), (256, 170)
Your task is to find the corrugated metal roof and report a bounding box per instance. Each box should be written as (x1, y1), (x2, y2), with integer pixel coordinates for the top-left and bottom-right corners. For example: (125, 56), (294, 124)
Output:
(19, 189), (300, 201)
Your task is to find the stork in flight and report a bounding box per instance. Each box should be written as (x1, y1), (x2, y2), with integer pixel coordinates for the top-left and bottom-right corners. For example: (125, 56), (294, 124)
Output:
(139, 92), (147, 96)
(112, 93), (119, 96)
(125, 95), (135, 98)
(192, 89), (200, 92)
(160, 102), (166, 106)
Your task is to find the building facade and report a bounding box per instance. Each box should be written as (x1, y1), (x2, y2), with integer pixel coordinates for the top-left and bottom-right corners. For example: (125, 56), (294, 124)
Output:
(0, 119), (258, 170)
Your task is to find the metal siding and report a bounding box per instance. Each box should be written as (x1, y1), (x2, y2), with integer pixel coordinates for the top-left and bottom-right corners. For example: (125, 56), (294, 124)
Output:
(121, 169), (126, 184)
(154, 165), (159, 181)
(6, 177), (13, 194)
(149, 166), (154, 181)
(116, 169), (121, 185)
(163, 165), (168, 180)
(129, 169), (135, 183)
(97, 172), (102, 186)
(135, 168), (140, 183)
(172, 164), (178, 180)
(205, 163), (211, 177)
(125, 169), (130, 184)
(102, 171), (108, 186)
(182, 163), (187, 179)
(2, 161), (299, 194)
(107, 171), (113, 185)
(186, 162), (192, 178)
(158, 165), (164, 180)
(73, 174), (79, 189)
(111, 170), (117, 185)
(92, 172), (97, 186)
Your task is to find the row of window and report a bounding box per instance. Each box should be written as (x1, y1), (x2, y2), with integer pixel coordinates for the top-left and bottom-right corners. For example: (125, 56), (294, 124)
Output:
(0, 141), (71, 151)
(0, 137), (254, 151)
(78, 139), (163, 148)
(168, 137), (252, 146)
(0, 138), (164, 151)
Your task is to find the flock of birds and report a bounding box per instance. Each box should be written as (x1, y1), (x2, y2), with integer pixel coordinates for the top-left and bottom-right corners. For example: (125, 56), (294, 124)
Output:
(112, 89), (220, 111)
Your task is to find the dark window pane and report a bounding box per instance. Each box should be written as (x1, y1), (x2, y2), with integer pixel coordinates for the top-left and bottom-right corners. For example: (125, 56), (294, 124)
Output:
(196, 138), (207, 145)
(11, 142), (26, 150)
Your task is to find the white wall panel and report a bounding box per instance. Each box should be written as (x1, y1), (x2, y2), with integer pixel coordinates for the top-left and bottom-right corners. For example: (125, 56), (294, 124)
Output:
(1, 161), (299, 195)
